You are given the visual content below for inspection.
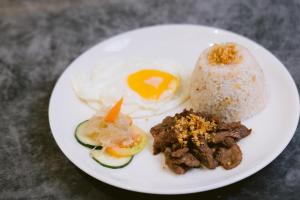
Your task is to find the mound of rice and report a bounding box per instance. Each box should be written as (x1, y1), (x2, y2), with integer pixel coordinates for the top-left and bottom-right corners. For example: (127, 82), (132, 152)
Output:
(190, 43), (267, 122)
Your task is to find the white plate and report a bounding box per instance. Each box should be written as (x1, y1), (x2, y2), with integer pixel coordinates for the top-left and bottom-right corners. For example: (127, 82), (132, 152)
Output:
(49, 25), (300, 194)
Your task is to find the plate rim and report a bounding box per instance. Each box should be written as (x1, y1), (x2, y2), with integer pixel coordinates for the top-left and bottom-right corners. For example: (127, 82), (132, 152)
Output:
(48, 24), (300, 194)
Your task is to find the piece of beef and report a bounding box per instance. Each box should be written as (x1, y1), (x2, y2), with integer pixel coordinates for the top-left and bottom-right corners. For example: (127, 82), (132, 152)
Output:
(191, 138), (218, 169)
(223, 137), (236, 147)
(218, 121), (239, 130)
(171, 147), (189, 157)
(215, 144), (242, 169)
(211, 131), (242, 143)
(218, 122), (251, 139)
(212, 122), (251, 146)
(172, 153), (201, 167)
(164, 147), (200, 174)
(150, 117), (177, 154)
(164, 148), (187, 174)
(233, 125), (252, 138)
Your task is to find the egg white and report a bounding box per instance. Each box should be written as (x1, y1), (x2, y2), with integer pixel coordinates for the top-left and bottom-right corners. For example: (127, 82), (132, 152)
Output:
(71, 58), (190, 118)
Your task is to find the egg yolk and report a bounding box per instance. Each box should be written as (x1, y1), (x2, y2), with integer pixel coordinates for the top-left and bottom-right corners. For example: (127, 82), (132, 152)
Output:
(127, 69), (179, 100)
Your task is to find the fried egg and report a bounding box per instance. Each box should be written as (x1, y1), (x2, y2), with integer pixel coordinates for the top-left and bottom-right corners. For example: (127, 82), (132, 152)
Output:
(72, 58), (190, 118)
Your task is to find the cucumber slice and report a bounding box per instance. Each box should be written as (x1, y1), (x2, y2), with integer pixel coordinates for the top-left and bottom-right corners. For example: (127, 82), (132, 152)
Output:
(75, 120), (102, 149)
(91, 150), (133, 169)
(106, 131), (148, 157)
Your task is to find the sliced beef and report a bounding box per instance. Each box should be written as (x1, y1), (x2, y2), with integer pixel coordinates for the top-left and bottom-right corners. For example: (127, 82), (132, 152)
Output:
(212, 122), (251, 146)
(223, 137), (236, 147)
(218, 122), (251, 138)
(218, 121), (239, 130)
(233, 125), (252, 138)
(151, 109), (251, 174)
(211, 131), (242, 143)
(172, 153), (201, 167)
(164, 148), (187, 174)
(191, 138), (218, 169)
(215, 144), (242, 169)
(171, 147), (189, 157)
(150, 117), (177, 154)
(164, 147), (200, 174)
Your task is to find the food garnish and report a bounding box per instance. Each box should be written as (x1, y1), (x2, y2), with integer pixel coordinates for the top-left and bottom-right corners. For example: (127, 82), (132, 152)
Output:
(75, 98), (148, 169)
(208, 43), (241, 65)
(174, 114), (217, 147)
(104, 97), (123, 123)
(106, 130), (148, 157)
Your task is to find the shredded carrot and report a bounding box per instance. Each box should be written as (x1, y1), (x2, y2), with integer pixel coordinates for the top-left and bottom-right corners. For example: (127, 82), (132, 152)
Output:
(104, 97), (123, 123)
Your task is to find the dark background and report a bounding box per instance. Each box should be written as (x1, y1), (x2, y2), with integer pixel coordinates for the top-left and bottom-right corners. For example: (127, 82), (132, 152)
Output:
(0, 0), (299, 199)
